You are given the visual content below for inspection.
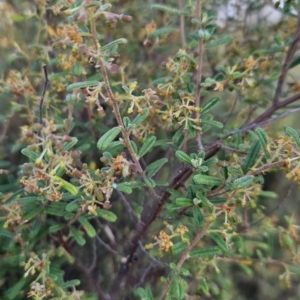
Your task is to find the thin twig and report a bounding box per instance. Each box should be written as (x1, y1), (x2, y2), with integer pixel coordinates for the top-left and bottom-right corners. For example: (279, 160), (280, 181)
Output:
(117, 190), (138, 222)
(244, 185), (295, 230)
(138, 241), (169, 267)
(195, 0), (204, 151)
(39, 64), (49, 125)
(159, 222), (211, 300)
(273, 15), (300, 105)
(178, 0), (186, 46)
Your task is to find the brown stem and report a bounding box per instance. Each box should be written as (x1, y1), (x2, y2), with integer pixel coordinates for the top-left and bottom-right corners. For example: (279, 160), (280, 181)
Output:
(178, 0), (186, 46)
(159, 222), (211, 300)
(39, 64), (49, 125)
(272, 15), (300, 105)
(195, 0), (204, 151)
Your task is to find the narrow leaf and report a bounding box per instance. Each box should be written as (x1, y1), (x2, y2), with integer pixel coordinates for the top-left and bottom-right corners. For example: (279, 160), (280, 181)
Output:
(66, 80), (99, 91)
(96, 209), (117, 222)
(54, 176), (78, 195)
(172, 241), (188, 254)
(175, 150), (192, 165)
(97, 127), (121, 150)
(61, 280), (81, 289)
(193, 206), (204, 225)
(206, 35), (233, 48)
(193, 174), (223, 186)
(100, 38), (127, 52)
(151, 4), (189, 15)
(242, 139), (261, 174)
(132, 108), (150, 126)
(189, 246), (221, 258)
(145, 158), (168, 178)
(143, 177), (156, 188)
(66, 199), (80, 212)
(138, 136), (156, 157)
(176, 197), (193, 207)
(49, 224), (64, 233)
(70, 226), (86, 246)
(63, 137), (78, 151)
(255, 128), (270, 159)
(78, 217), (96, 238)
(113, 183), (132, 194)
(285, 126), (300, 150)
(210, 233), (228, 252)
(231, 175), (254, 189)
(202, 97), (220, 113)
(23, 206), (43, 222)
(196, 191), (213, 213)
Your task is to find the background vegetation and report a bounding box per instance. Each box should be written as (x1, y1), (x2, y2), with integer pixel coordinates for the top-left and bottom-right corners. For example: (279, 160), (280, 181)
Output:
(1, 0), (300, 299)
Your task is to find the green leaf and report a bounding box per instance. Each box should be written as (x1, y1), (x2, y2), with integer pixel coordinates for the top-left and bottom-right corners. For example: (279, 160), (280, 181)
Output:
(132, 108), (150, 126)
(100, 38), (128, 52)
(176, 197), (193, 207)
(97, 209), (117, 222)
(21, 148), (40, 162)
(66, 199), (80, 212)
(176, 51), (196, 64)
(150, 27), (177, 38)
(145, 158), (168, 178)
(242, 139), (261, 174)
(134, 286), (154, 300)
(113, 183), (132, 194)
(169, 275), (185, 300)
(4, 278), (28, 300)
(66, 80), (99, 91)
(193, 206), (204, 225)
(97, 127), (121, 150)
(63, 137), (78, 151)
(206, 35), (233, 48)
(189, 246), (221, 258)
(78, 217), (96, 238)
(201, 119), (223, 128)
(46, 202), (67, 216)
(255, 128), (270, 159)
(196, 191), (213, 213)
(175, 150), (192, 165)
(130, 140), (138, 154)
(199, 277), (209, 295)
(172, 241), (188, 254)
(54, 176), (79, 195)
(138, 136), (156, 157)
(202, 97), (220, 113)
(289, 55), (300, 69)
(151, 4), (189, 15)
(70, 226), (86, 246)
(49, 224), (65, 233)
(210, 233), (228, 252)
(23, 206), (43, 222)
(193, 174), (222, 186)
(231, 175), (254, 189)
(61, 279), (81, 289)
(143, 177), (156, 188)
(285, 126), (300, 150)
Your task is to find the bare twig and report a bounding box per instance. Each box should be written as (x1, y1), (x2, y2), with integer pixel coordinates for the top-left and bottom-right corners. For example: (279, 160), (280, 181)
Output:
(159, 222), (211, 300)
(244, 185), (295, 230)
(178, 0), (186, 46)
(138, 241), (169, 267)
(273, 15), (300, 105)
(117, 190), (138, 222)
(39, 64), (49, 125)
(195, 0), (204, 151)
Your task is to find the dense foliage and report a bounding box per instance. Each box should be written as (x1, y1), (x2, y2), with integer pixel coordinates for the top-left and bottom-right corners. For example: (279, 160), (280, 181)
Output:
(1, 0), (300, 299)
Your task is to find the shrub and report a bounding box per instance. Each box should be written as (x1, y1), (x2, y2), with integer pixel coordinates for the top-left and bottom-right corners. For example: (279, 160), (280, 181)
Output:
(1, 0), (300, 299)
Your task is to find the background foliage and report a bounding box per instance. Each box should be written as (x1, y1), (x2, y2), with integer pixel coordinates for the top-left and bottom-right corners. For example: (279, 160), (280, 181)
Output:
(1, 0), (300, 299)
